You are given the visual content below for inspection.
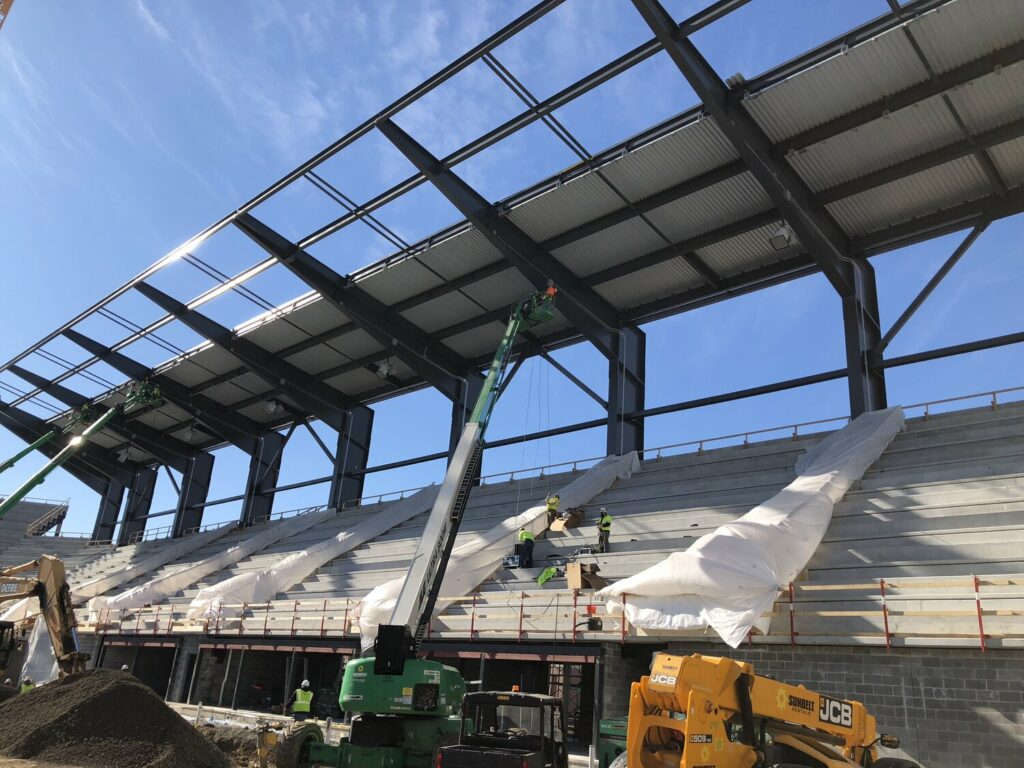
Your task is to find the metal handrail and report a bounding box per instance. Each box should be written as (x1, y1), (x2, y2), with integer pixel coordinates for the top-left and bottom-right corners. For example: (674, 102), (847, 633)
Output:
(25, 501), (71, 536)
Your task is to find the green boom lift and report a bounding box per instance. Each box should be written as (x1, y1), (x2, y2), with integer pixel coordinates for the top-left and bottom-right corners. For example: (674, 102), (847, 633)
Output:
(278, 288), (557, 768)
(0, 382), (162, 521)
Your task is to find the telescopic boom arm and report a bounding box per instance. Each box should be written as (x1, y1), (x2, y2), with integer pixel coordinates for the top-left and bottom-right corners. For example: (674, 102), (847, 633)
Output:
(0, 382), (161, 520)
(375, 289), (556, 669)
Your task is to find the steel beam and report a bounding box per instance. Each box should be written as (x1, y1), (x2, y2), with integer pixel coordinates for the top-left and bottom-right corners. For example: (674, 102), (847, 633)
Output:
(450, 375), (484, 460)
(329, 406), (373, 510)
(0, 398), (134, 484)
(8, 364), (191, 472)
(136, 282), (353, 431)
(377, 118), (628, 357)
(632, 0), (854, 297)
(234, 213), (474, 403)
(540, 352), (607, 409)
(62, 329), (261, 453)
(240, 431), (286, 526)
(0, 401), (109, 493)
(117, 466), (157, 546)
(874, 223), (988, 360)
(93, 478), (126, 542)
(173, 451), (215, 537)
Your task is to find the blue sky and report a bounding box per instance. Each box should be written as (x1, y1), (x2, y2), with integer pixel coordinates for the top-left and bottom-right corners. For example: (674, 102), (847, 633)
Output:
(1, 0), (1021, 536)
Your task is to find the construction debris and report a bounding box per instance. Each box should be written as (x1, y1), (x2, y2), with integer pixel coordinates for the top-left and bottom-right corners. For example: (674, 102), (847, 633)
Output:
(0, 669), (231, 768)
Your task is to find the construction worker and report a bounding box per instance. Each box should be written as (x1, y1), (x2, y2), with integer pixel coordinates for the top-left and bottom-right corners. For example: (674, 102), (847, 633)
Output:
(286, 679), (314, 721)
(597, 507), (613, 553)
(120, 664), (130, 673)
(518, 526), (535, 568)
(545, 494), (560, 524)
(20, 676), (33, 694)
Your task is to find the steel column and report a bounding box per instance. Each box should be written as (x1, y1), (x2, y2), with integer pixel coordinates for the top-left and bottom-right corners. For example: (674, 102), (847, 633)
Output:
(118, 466), (158, 545)
(842, 258), (887, 416)
(608, 327), (645, 456)
(92, 478), (126, 542)
(450, 374), (484, 459)
(173, 451), (215, 537)
(240, 431), (286, 526)
(329, 406), (373, 510)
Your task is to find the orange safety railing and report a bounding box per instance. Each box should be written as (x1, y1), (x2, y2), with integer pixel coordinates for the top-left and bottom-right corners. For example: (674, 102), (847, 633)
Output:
(74, 574), (1024, 651)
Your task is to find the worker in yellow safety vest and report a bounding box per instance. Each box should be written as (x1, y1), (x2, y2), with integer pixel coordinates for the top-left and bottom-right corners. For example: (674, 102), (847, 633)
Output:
(518, 527), (536, 568)
(545, 494), (560, 524)
(597, 507), (613, 553)
(20, 676), (33, 694)
(286, 679), (314, 721)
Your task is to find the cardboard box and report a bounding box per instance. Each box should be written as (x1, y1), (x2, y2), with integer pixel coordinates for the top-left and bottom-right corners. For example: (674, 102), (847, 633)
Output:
(566, 562), (608, 590)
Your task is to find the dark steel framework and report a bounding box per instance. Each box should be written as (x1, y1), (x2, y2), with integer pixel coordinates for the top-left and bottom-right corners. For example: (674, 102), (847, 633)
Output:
(0, 0), (1020, 541)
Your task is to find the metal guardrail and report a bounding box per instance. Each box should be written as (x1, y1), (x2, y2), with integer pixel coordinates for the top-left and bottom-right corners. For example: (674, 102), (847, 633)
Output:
(76, 574), (1024, 651)
(340, 384), (1024, 509)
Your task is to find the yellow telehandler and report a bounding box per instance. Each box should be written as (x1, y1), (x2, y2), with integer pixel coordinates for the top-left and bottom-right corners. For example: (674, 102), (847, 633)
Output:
(613, 652), (918, 768)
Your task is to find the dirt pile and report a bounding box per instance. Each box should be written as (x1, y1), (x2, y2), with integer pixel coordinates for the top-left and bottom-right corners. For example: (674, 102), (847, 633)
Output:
(0, 670), (231, 768)
(199, 725), (255, 767)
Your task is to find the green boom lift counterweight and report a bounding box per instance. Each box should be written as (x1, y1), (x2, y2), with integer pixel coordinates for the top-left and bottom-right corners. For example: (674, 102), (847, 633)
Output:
(280, 288), (557, 768)
(0, 382), (161, 520)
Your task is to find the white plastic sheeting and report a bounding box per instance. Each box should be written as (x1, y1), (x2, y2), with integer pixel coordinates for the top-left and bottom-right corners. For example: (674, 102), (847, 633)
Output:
(357, 452), (641, 650)
(0, 523), (235, 625)
(186, 486), (440, 620)
(87, 507), (335, 619)
(598, 408), (904, 647)
(20, 618), (58, 686)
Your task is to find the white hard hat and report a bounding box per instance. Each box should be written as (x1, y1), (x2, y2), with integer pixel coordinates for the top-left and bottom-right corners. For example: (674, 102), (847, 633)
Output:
(301, 679), (311, 688)
(121, 665), (130, 672)
(600, 507), (606, 513)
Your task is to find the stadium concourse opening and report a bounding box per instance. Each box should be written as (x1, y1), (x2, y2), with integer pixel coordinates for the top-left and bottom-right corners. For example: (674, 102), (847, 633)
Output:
(1, 0), (1023, 767)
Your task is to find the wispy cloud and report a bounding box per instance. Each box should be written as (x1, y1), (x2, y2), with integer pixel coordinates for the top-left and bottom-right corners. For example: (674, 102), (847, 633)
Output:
(133, 0), (171, 43)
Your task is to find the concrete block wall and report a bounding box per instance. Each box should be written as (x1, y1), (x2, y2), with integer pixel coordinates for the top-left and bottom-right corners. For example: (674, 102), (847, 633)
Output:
(600, 641), (1023, 768)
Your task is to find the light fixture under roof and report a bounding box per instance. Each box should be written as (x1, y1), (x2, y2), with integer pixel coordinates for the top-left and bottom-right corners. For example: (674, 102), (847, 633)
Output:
(117, 447), (130, 463)
(769, 223), (793, 252)
(375, 358), (397, 380)
(263, 399), (283, 416)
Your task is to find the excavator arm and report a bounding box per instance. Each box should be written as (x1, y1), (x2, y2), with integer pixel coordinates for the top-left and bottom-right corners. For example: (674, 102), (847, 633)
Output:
(0, 555), (88, 678)
(625, 653), (898, 768)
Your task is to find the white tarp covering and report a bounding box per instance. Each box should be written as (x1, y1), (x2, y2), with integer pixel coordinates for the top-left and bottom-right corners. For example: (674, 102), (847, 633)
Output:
(0, 523), (235, 625)
(357, 452), (641, 650)
(186, 485), (440, 620)
(598, 407), (904, 647)
(87, 507), (334, 619)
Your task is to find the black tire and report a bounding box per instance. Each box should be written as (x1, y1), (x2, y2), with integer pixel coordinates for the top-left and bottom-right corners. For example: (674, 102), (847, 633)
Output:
(275, 722), (324, 768)
(872, 760), (921, 768)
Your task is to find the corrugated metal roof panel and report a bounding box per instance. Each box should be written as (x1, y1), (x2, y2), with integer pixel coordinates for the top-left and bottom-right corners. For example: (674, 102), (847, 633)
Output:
(744, 30), (926, 142)
(643, 172), (773, 242)
(287, 344), (355, 377)
(506, 171), (627, 242)
(412, 227), (505, 277)
(460, 269), (536, 311)
(443, 321), (511, 359)
(599, 118), (739, 200)
(911, 0), (1024, 72)
(988, 136), (1024, 185)
(789, 94), (964, 191)
(945, 63), (1024, 134)
(697, 223), (786, 278)
(593, 258), (703, 309)
(358, 258), (443, 306)
(323, 367), (386, 396)
(552, 217), (666, 278)
(400, 293), (482, 335)
(827, 156), (992, 236)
